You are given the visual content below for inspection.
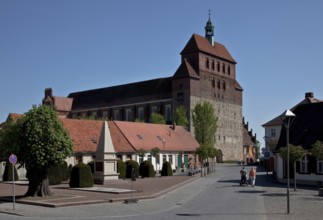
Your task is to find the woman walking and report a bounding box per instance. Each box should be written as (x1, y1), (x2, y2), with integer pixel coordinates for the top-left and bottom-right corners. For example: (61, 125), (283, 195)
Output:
(249, 167), (256, 187)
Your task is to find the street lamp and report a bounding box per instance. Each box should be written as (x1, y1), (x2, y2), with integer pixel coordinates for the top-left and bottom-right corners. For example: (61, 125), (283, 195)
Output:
(280, 109), (295, 214)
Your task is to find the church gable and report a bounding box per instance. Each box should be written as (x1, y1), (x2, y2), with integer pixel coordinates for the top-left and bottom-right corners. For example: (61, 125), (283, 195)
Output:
(181, 34), (236, 64)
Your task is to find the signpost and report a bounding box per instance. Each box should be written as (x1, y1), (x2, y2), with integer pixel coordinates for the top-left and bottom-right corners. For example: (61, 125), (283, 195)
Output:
(9, 154), (17, 211)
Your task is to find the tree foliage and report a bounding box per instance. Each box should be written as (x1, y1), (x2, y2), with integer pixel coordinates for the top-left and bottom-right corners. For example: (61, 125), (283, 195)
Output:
(311, 141), (323, 160)
(0, 117), (19, 161)
(279, 144), (305, 163)
(150, 113), (166, 124)
(192, 101), (218, 149)
(3, 105), (73, 197)
(174, 105), (188, 129)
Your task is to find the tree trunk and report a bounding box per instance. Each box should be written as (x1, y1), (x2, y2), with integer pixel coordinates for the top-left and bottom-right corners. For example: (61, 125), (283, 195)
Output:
(25, 168), (52, 197)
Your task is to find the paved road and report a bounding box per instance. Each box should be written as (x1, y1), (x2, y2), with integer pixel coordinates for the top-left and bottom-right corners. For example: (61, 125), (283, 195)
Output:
(0, 164), (322, 220)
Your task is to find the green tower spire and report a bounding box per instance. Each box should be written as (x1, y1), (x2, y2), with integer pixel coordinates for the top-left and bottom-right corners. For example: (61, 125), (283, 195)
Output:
(205, 10), (214, 46)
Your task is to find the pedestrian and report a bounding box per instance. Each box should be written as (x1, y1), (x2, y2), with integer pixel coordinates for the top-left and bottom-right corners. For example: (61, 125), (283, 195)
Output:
(249, 167), (256, 187)
(240, 167), (247, 185)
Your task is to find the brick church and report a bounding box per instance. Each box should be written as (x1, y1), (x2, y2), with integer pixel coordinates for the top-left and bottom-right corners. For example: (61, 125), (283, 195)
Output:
(43, 15), (244, 161)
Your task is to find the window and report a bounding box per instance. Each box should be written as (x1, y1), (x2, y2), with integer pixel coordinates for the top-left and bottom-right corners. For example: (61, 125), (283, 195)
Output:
(317, 160), (323, 174)
(177, 92), (184, 103)
(217, 62), (220, 72)
(300, 155), (308, 173)
(222, 63), (225, 73)
(270, 128), (276, 138)
(151, 106), (158, 114)
(211, 60), (215, 70)
(125, 109), (132, 121)
(228, 65), (231, 75)
(113, 109), (120, 120)
(163, 155), (167, 163)
(137, 107), (144, 121)
(223, 81), (226, 90)
(212, 77), (215, 88)
(165, 104), (172, 122)
(168, 155), (173, 164)
(206, 58), (209, 69)
(148, 155), (152, 162)
(217, 80), (221, 89)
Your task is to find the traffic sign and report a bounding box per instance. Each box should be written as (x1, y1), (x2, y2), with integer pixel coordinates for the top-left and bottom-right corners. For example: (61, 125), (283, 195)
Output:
(9, 154), (17, 165)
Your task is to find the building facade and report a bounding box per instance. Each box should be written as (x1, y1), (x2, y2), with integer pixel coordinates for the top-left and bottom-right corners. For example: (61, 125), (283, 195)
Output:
(44, 15), (243, 161)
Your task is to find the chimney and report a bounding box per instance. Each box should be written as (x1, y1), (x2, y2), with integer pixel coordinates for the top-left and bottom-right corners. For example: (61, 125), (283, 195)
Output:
(305, 92), (314, 98)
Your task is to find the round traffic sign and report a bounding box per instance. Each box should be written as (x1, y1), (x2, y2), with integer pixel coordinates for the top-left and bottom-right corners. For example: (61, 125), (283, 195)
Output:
(9, 154), (17, 165)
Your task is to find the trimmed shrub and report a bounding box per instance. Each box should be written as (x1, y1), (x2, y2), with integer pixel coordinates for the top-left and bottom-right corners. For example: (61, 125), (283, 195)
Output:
(59, 161), (70, 181)
(69, 162), (94, 188)
(3, 162), (19, 181)
(48, 164), (62, 185)
(125, 160), (139, 179)
(139, 160), (155, 178)
(161, 161), (173, 176)
(117, 160), (126, 179)
(87, 161), (94, 173)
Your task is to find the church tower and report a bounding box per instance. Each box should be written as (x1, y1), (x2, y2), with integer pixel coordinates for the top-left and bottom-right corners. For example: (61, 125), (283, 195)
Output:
(205, 11), (215, 46)
(172, 13), (243, 161)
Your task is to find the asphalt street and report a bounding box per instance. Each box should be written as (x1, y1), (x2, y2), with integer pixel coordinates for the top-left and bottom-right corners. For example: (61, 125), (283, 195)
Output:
(0, 164), (322, 220)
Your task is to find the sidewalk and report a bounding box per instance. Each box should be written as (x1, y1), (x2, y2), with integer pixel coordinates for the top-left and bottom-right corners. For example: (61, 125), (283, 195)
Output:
(0, 173), (199, 208)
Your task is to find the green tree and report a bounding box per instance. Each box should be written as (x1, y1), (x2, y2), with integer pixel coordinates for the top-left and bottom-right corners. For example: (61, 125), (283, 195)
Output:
(151, 113), (165, 124)
(150, 147), (160, 174)
(14, 105), (73, 197)
(279, 144), (305, 191)
(0, 117), (19, 161)
(174, 105), (188, 129)
(311, 141), (323, 160)
(192, 101), (218, 177)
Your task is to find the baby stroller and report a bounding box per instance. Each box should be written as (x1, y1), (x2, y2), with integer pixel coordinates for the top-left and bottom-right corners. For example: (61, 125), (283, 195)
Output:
(239, 167), (248, 186)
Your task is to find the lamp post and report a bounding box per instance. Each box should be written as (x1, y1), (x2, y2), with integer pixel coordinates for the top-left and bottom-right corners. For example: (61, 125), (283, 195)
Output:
(280, 109), (295, 214)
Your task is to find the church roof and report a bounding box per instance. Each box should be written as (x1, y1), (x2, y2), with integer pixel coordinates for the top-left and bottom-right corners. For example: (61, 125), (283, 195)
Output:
(181, 34), (236, 63)
(173, 58), (200, 79)
(68, 77), (172, 110)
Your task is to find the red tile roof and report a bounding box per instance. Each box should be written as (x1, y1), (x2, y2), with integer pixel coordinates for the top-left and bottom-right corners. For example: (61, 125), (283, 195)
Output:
(53, 96), (73, 112)
(60, 118), (103, 153)
(181, 34), (236, 63)
(112, 121), (199, 152)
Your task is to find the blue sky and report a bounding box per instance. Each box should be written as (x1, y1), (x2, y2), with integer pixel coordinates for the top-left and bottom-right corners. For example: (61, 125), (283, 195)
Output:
(1, 0), (323, 147)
